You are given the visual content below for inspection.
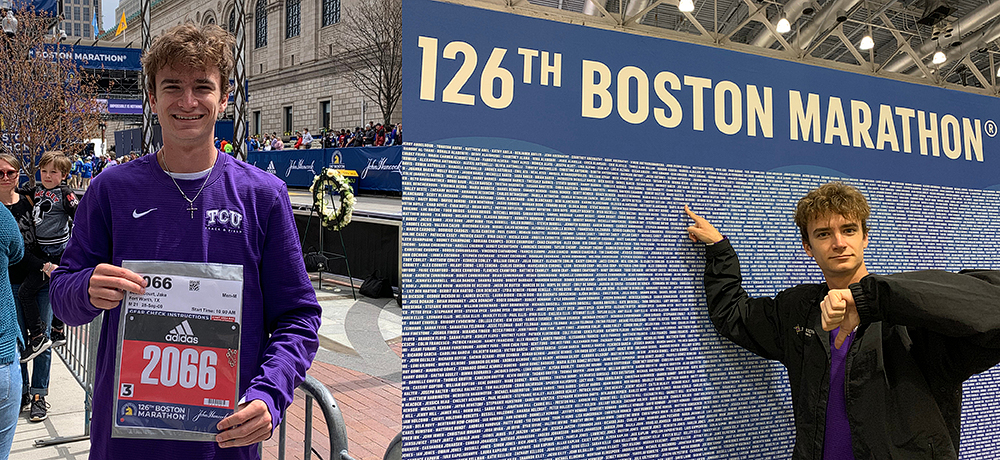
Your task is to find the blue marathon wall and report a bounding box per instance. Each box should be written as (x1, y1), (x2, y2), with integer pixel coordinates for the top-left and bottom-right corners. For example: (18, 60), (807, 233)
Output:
(402, 0), (1000, 458)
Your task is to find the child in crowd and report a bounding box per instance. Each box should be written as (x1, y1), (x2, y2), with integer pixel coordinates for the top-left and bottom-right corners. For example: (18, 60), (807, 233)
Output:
(18, 151), (77, 361)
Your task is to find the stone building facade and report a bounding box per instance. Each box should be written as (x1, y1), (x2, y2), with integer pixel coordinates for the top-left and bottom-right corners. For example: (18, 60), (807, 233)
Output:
(112, 0), (399, 141)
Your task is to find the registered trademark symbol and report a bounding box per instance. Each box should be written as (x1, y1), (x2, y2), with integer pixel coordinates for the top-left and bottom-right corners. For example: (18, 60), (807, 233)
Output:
(986, 120), (998, 137)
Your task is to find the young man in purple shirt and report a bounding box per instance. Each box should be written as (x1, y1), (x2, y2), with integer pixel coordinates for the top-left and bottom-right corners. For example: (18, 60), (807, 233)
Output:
(685, 182), (1000, 459)
(51, 23), (321, 459)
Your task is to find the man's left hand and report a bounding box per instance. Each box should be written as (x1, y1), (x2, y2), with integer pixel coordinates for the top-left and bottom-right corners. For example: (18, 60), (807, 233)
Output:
(216, 399), (272, 448)
(821, 289), (859, 350)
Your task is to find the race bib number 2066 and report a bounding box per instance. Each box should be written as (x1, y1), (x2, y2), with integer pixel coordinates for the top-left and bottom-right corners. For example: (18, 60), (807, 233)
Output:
(113, 261), (243, 441)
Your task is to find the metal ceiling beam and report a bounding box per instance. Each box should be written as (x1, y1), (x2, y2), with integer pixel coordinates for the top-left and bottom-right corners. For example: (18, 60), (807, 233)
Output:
(832, 23), (870, 68)
(961, 54), (993, 92)
(750, 0), (812, 48)
(883, 0), (1000, 73)
(905, 18), (1000, 77)
(681, 7), (714, 37)
(738, 0), (794, 52)
(713, 0), (747, 36)
(623, 0), (666, 27)
(875, 12), (935, 80)
(583, 0), (614, 21)
(819, 0), (902, 62)
(723, 0), (769, 41)
(792, 0), (861, 50)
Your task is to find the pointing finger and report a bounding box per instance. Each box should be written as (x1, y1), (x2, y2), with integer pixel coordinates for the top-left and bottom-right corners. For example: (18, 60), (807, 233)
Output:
(684, 204), (701, 222)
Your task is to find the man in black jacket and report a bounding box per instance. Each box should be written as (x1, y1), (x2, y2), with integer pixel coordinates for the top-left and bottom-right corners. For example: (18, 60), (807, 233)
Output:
(684, 181), (1000, 460)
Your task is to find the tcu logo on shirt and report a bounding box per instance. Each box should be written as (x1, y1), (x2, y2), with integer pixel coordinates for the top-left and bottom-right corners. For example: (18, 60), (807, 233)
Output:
(205, 209), (244, 232)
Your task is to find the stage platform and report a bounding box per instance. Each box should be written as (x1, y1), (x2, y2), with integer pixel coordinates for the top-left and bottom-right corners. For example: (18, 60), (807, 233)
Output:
(287, 188), (402, 222)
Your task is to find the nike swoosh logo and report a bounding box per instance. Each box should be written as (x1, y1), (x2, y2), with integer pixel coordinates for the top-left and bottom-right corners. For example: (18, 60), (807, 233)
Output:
(133, 208), (157, 218)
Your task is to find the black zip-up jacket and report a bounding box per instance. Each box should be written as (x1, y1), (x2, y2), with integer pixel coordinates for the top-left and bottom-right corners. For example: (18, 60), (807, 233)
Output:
(704, 239), (1000, 459)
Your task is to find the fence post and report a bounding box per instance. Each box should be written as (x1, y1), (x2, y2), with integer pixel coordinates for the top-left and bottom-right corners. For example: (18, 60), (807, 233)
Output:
(36, 315), (103, 447)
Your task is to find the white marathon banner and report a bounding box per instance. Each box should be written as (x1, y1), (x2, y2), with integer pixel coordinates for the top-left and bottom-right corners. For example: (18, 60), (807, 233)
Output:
(112, 260), (244, 442)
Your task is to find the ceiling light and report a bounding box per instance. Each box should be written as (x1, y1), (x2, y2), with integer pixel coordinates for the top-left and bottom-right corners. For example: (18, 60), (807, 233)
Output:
(776, 17), (791, 34)
(995, 66), (1000, 78)
(859, 35), (874, 50)
(678, 0), (694, 13)
(932, 50), (947, 64)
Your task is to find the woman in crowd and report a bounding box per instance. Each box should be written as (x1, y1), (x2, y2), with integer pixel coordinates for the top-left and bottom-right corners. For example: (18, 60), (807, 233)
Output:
(0, 154), (25, 455)
(0, 154), (54, 425)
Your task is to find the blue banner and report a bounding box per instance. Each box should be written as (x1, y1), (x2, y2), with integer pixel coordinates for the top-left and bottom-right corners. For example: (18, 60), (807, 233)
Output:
(405, 1), (1000, 190)
(11, 0), (58, 16)
(31, 44), (143, 71)
(246, 146), (402, 192)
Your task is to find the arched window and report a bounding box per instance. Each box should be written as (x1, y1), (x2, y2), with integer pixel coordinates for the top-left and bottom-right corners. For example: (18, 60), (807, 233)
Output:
(322, 0), (339, 27)
(255, 0), (267, 48)
(285, 0), (300, 38)
(228, 8), (235, 34)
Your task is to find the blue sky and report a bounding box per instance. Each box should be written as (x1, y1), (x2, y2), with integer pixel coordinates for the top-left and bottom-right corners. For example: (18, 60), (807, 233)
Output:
(101, 0), (118, 33)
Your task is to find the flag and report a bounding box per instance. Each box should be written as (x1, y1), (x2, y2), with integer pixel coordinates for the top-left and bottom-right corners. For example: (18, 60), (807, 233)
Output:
(114, 12), (127, 37)
(92, 11), (98, 35)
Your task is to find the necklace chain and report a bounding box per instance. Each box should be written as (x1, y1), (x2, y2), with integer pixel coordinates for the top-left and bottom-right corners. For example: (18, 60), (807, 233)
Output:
(160, 151), (213, 218)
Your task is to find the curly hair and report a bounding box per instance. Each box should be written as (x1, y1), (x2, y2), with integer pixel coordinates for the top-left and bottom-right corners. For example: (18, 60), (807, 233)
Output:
(794, 182), (870, 243)
(141, 23), (235, 97)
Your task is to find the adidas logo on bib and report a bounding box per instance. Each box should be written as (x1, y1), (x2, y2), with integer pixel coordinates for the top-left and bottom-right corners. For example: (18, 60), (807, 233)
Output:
(165, 320), (199, 344)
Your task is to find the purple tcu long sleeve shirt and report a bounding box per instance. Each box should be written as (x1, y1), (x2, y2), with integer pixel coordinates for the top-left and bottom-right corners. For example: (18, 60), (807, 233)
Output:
(51, 152), (321, 460)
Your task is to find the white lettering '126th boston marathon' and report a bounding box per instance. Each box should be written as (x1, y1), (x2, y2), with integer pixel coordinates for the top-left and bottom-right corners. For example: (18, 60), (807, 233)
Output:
(362, 158), (402, 179)
(285, 159), (316, 177)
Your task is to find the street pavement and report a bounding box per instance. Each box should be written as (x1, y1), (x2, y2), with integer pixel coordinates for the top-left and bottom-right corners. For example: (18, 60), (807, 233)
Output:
(10, 274), (402, 460)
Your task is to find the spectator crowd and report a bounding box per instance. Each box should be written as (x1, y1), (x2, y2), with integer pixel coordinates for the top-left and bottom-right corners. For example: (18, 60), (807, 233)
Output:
(246, 122), (402, 152)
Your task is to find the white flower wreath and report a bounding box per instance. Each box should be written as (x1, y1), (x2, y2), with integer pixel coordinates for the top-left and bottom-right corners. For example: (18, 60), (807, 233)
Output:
(308, 167), (357, 231)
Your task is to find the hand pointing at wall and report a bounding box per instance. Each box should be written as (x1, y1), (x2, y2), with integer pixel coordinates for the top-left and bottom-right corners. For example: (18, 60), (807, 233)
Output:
(684, 205), (724, 244)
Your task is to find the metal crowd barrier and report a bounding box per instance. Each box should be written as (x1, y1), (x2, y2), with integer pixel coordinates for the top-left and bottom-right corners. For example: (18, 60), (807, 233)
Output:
(272, 374), (357, 460)
(38, 315), (356, 460)
(37, 315), (103, 447)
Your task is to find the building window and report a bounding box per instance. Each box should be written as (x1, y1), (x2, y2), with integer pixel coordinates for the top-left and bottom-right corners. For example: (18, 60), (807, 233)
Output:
(74, 6), (80, 20)
(83, 7), (89, 18)
(254, 0), (267, 48)
(84, 23), (90, 37)
(74, 23), (80, 36)
(320, 101), (330, 129)
(322, 0), (339, 27)
(253, 111), (261, 135)
(283, 106), (292, 133)
(285, 0), (300, 38)
(228, 8), (236, 34)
